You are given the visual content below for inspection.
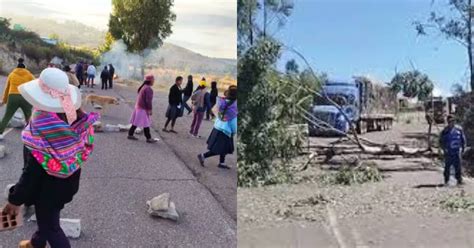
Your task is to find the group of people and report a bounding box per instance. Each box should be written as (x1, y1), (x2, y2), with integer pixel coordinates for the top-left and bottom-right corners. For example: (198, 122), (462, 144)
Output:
(1, 59), (98, 247)
(127, 74), (237, 169)
(73, 61), (115, 90)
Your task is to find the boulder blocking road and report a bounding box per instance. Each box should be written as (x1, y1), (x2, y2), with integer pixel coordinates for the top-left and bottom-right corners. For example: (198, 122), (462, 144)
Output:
(0, 77), (236, 247)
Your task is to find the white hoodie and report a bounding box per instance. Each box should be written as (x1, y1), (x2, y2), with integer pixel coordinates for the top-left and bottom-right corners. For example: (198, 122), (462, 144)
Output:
(87, 65), (96, 76)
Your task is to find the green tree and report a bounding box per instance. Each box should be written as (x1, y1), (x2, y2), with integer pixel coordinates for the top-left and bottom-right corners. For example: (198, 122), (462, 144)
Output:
(389, 70), (434, 101)
(108, 0), (176, 76)
(285, 59), (299, 74)
(414, 0), (474, 90)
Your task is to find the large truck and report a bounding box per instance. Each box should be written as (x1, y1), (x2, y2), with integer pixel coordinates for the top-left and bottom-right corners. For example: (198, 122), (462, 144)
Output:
(308, 77), (398, 136)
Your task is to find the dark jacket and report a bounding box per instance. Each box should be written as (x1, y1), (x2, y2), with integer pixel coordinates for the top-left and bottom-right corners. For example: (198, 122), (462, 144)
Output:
(100, 69), (110, 81)
(75, 63), (83, 76)
(8, 146), (81, 209)
(439, 125), (466, 155)
(183, 80), (193, 97)
(169, 84), (182, 105)
(210, 88), (218, 105)
(108, 65), (115, 79)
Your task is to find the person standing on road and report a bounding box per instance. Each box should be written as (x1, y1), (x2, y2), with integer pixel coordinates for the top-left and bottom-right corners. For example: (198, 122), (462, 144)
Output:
(206, 81), (218, 120)
(86, 63), (96, 88)
(63, 65), (80, 87)
(182, 75), (194, 115)
(198, 85), (237, 169)
(439, 115), (466, 185)
(127, 74), (158, 143)
(100, 66), (110, 90)
(163, 76), (183, 133)
(2, 67), (99, 248)
(74, 61), (84, 88)
(0, 58), (34, 140)
(190, 81), (211, 138)
(82, 61), (89, 87)
(108, 64), (115, 89)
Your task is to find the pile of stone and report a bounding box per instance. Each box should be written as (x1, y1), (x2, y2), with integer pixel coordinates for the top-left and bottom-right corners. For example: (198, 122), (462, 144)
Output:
(93, 121), (142, 134)
(146, 193), (179, 221)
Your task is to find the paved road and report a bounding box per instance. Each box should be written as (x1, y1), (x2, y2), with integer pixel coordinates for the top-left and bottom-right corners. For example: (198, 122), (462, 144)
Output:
(0, 77), (236, 247)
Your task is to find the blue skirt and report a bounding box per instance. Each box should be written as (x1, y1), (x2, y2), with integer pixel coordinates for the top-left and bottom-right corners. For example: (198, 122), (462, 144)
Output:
(207, 128), (234, 155)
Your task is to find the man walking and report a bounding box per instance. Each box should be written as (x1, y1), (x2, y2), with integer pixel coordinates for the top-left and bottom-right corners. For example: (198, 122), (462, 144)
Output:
(163, 76), (183, 133)
(182, 75), (193, 114)
(439, 115), (466, 185)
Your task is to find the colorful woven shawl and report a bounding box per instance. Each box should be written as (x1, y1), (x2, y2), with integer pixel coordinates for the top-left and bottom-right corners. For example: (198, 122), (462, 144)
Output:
(21, 109), (100, 178)
(218, 97), (237, 122)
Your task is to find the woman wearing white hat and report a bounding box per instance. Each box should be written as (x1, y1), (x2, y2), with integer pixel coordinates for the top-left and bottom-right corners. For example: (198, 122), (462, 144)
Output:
(2, 68), (99, 248)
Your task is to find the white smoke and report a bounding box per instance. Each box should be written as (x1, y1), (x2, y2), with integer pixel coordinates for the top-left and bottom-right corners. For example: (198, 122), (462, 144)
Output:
(100, 40), (146, 80)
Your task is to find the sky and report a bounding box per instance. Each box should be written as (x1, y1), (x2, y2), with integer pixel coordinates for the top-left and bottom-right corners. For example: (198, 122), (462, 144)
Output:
(276, 0), (469, 96)
(0, 0), (237, 59)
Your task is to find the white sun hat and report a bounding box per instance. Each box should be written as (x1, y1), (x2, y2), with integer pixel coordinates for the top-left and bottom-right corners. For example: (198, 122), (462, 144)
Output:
(19, 67), (81, 123)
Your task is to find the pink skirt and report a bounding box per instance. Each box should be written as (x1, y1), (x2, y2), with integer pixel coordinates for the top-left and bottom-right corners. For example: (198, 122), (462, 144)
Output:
(130, 108), (151, 127)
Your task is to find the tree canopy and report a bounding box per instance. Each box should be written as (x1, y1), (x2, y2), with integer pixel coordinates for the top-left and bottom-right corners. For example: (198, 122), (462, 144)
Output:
(389, 70), (434, 101)
(108, 0), (176, 54)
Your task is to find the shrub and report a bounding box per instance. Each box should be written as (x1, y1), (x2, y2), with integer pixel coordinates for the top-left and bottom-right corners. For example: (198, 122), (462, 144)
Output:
(320, 162), (382, 185)
(440, 193), (474, 212)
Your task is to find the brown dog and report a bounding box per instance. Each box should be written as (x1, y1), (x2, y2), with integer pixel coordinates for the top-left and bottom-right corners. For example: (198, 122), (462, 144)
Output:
(83, 94), (120, 115)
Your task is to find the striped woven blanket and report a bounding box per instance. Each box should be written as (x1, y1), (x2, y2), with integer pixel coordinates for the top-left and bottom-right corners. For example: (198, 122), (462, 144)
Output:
(22, 109), (100, 178)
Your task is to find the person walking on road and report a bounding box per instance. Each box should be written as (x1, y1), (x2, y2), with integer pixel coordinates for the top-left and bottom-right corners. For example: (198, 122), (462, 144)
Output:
(127, 74), (157, 143)
(0, 58), (34, 140)
(86, 63), (96, 88)
(206, 81), (218, 120)
(189, 80), (211, 138)
(163, 76), (183, 133)
(2, 67), (99, 248)
(63, 65), (80, 87)
(108, 64), (115, 89)
(198, 85), (237, 169)
(439, 115), (466, 185)
(74, 61), (84, 88)
(182, 75), (194, 114)
(100, 66), (110, 90)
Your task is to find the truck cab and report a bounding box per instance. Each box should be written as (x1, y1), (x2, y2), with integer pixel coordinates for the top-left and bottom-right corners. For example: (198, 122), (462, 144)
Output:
(309, 80), (360, 136)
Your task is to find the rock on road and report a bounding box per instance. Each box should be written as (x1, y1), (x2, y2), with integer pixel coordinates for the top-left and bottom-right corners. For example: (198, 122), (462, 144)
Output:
(0, 76), (236, 247)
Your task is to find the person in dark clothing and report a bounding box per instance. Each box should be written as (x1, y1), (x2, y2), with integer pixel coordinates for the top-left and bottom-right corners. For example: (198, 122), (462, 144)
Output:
(100, 66), (110, 90)
(206, 81), (218, 120)
(163, 76), (183, 133)
(108, 64), (115, 89)
(2, 67), (99, 248)
(182, 75), (194, 114)
(74, 61), (84, 88)
(439, 115), (466, 185)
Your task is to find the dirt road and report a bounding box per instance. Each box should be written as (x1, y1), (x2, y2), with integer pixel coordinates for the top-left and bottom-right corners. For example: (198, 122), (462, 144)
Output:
(238, 118), (474, 247)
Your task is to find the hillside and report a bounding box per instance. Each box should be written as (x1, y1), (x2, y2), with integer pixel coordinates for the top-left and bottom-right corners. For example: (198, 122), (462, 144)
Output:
(3, 14), (236, 77)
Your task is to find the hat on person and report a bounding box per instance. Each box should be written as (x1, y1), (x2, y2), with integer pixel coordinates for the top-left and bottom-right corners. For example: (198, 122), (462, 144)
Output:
(144, 74), (155, 82)
(199, 80), (207, 87)
(18, 68), (81, 124)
